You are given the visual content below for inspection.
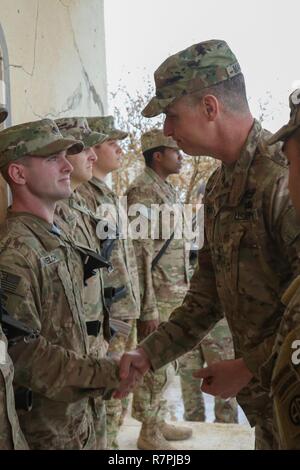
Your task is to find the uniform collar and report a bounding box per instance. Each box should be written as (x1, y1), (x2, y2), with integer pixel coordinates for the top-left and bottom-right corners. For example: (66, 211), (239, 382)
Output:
(222, 119), (262, 207)
(6, 211), (63, 250)
(144, 167), (177, 200)
(7, 210), (54, 231)
(206, 119), (261, 207)
(90, 176), (113, 196)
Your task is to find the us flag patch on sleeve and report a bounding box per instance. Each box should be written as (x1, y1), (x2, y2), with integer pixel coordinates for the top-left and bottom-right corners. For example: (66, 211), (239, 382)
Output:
(0, 271), (21, 294)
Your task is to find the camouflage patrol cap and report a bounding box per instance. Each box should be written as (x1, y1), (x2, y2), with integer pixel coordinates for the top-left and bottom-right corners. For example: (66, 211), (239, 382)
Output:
(87, 116), (128, 140)
(141, 129), (179, 153)
(142, 39), (241, 118)
(55, 117), (107, 149)
(0, 119), (84, 170)
(0, 105), (8, 124)
(268, 89), (300, 145)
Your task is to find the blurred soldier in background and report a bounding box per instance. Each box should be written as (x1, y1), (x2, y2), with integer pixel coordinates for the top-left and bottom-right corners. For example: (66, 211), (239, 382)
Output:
(126, 129), (192, 450)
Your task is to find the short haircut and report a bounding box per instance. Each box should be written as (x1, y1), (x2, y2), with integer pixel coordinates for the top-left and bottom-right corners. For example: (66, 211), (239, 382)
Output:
(142, 146), (166, 167)
(0, 155), (31, 184)
(186, 73), (250, 115)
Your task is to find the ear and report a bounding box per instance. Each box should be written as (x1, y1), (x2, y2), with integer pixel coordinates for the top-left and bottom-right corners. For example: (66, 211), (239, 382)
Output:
(202, 94), (219, 121)
(152, 150), (163, 164)
(7, 162), (28, 185)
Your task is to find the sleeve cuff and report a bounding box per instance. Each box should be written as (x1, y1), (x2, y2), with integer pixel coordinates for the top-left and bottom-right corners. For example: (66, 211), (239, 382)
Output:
(140, 336), (166, 371)
(243, 334), (276, 389)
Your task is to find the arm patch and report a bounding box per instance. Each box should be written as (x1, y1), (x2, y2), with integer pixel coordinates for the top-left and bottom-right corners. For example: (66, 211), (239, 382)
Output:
(0, 271), (22, 294)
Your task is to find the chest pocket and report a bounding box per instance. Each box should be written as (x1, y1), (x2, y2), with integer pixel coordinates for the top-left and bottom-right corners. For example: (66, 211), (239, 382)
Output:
(204, 203), (245, 290)
(229, 215), (281, 306)
(40, 249), (84, 342)
(225, 215), (265, 293)
(57, 263), (79, 325)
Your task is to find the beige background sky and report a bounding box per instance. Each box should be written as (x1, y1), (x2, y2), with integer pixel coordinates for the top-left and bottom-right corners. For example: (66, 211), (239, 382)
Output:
(105, 0), (299, 131)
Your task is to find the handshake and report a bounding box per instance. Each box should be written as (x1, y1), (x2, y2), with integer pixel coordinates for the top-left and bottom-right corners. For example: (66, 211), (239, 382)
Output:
(112, 347), (152, 399)
(110, 351), (253, 401)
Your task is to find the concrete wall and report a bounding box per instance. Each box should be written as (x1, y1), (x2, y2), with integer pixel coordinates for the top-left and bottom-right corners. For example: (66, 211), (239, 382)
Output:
(0, 0), (108, 222)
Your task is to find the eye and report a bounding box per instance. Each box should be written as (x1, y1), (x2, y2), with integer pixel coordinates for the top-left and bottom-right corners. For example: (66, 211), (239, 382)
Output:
(47, 155), (58, 162)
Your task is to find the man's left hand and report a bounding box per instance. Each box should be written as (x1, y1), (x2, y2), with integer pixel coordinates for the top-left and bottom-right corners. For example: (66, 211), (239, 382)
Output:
(193, 358), (253, 399)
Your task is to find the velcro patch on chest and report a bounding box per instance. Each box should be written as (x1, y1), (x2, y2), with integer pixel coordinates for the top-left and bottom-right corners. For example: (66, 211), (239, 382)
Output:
(40, 254), (60, 267)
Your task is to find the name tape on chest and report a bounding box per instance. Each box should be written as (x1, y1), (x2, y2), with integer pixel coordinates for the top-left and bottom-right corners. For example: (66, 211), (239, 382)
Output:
(40, 254), (60, 267)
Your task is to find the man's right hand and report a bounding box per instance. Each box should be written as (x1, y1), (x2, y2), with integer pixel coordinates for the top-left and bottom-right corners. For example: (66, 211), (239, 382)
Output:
(137, 319), (159, 340)
(113, 347), (151, 399)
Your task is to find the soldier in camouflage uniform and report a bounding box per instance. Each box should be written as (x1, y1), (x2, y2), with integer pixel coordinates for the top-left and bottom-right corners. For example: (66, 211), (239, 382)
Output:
(0, 119), (138, 450)
(267, 89), (300, 449)
(54, 117), (110, 449)
(78, 116), (140, 449)
(125, 129), (192, 450)
(179, 184), (238, 423)
(117, 40), (300, 450)
(0, 105), (28, 450)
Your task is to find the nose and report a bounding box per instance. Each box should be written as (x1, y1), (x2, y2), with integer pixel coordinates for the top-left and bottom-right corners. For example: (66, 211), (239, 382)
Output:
(62, 154), (73, 173)
(163, 117), (172, 137)
(88, 148), (97, 162)
(116, 143), (123, 155)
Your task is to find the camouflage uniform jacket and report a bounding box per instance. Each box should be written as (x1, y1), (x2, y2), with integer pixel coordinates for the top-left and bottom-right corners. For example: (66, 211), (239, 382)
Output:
(0, 326), (28, 449)
(141, 120), (300, 425)
(126, 167), (189, 322)
(0, 212), (119, 449)
(271, 276), (300, 448)
(79, 178), (140, 320)
(55, 190), (111, 347)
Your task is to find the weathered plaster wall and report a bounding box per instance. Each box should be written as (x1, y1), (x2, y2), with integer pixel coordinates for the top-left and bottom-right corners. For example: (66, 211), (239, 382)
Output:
(0, 0), (107, 222)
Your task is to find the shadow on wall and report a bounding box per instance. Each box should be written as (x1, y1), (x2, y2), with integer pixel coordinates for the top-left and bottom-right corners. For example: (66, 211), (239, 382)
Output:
(0, 22), (11, 127)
